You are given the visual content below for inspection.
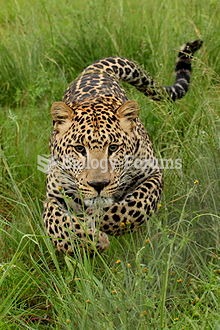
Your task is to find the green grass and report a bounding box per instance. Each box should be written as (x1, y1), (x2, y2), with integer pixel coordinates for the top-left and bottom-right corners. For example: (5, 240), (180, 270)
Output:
(0, 0), (219, 329)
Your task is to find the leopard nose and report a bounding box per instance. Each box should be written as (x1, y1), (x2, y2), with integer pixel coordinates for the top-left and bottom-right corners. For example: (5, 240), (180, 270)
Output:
(87, 179), (110, 194)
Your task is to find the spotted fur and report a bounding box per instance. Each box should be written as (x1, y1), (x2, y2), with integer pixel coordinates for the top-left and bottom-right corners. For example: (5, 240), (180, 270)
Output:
(43, 40), (202, 253)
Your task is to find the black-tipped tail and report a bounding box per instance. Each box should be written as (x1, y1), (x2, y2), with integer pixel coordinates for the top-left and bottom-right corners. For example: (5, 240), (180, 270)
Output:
(145, 39), (203, 101)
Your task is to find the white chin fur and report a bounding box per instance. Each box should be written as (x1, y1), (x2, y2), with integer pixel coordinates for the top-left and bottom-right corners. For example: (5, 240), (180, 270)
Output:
(84, 197), (114, 208)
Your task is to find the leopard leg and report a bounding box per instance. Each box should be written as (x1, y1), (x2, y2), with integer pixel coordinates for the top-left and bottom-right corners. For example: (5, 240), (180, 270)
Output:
(100, 170), (162, 235)
(43, 198), (110, 253)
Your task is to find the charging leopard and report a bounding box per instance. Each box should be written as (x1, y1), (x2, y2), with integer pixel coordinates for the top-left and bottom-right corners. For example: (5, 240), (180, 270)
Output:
(43, 40), (202, 253)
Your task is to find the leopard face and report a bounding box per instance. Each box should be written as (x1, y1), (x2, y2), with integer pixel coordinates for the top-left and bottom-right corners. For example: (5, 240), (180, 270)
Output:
(50, 99), (141, 207)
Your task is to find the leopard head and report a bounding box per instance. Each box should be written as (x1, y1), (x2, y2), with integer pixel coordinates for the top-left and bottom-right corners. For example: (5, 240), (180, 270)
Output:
(50, 99), (140, 206)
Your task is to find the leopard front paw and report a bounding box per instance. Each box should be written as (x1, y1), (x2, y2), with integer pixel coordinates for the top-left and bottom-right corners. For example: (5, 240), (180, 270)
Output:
(85, 228), (110, 252)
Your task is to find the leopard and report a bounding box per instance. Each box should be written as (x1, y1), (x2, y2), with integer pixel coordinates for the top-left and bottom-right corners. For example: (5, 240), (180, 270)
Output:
(43, 39), (202, 253)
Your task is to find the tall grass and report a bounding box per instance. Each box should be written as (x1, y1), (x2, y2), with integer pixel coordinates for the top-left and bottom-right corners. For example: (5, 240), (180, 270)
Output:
(0, 0), (219, 329)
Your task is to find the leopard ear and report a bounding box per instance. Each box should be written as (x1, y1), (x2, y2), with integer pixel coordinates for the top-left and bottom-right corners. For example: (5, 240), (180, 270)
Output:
(51, 102), (74, 134)
(116, 100), (139, 120)
(116, 100), (139, 131)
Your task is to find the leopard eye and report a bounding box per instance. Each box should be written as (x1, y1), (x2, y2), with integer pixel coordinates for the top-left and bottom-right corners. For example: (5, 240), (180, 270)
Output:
(74, 145), (86, 155)
(108, 144), (119, 155)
